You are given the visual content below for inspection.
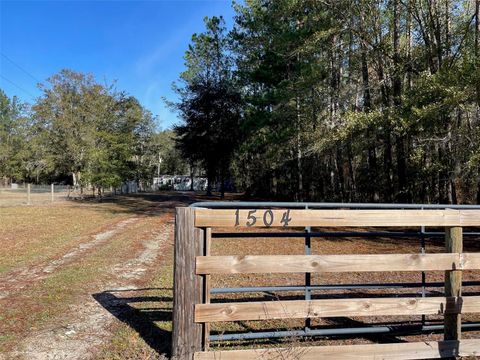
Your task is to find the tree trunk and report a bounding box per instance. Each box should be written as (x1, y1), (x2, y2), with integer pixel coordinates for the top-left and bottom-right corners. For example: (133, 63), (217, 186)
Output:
(206, 165), (213, 196)
(72, 172), (78, 187)
(393, 0), (408, 202)
(347, 142), (356, 202)
(406, 0), (413, 90)
(272, 173), (278, 198)
(445, 0), (451, 57)
(475, 0), (480, 106)
(476, 1), (480, 203)
(336, 147), (345, 202)
(359, 9), (378, 201)
(190, 162), (195, 191)
(359, 10), (372, 111)
(477, 167), (480, 204)
(296, 115), (303, 202)
(220, 166), (225, 199)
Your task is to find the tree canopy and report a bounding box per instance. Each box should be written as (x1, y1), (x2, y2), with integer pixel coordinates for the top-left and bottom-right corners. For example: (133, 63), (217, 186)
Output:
(0, 69), (185, 191)
(174, 0), (480, 204)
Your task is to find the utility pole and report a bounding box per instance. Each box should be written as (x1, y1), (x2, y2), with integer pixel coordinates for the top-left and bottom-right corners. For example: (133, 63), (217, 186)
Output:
(157, 153), (162, 188)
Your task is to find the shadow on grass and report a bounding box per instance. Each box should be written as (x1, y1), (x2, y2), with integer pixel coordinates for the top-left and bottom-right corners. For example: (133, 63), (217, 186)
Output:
(67, 191), (243, 217)
(67, 192), (197, 216)
(93, 289), (173, 357)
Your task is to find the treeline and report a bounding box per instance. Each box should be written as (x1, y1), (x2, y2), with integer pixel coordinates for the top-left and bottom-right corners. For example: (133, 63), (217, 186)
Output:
(175, 0), (480, 203)
(0, 70), (187, 191)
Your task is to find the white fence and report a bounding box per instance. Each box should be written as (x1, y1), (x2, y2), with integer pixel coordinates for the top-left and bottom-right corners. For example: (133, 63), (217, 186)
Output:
(153, 175), (208, 191)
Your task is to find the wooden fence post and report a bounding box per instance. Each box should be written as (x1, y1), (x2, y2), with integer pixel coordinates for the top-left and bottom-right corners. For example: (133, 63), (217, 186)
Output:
(203, 227), (211, 350)
(27, 183), (31, 205)
(172, 207), (204, 360)
(51, 183), (54, 203)
(444, 226), (463, 341)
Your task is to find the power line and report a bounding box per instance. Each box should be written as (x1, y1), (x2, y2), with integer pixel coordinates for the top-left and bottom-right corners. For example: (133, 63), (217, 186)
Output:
(1, 52), (42, 83)
(0, 74), (36, 100)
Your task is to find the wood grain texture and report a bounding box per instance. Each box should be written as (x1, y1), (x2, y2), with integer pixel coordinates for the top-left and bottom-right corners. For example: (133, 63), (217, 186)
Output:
(463, 252), (480, 269)
(172, 208), (205, 360)
(195, 296), (480, 322)
(194, 208), (480, 227)
(202, 227), (211, 350)
(194, 339), (480, 360)
(196, 253), (480, 274)
(444, 227), (463, 341)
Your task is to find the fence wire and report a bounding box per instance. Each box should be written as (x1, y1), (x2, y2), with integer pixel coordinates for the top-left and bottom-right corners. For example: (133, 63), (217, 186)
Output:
(0, 184), (127, 206)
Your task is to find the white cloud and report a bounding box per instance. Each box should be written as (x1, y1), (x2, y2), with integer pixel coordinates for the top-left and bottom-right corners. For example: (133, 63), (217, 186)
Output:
(134, 22), (194, 76)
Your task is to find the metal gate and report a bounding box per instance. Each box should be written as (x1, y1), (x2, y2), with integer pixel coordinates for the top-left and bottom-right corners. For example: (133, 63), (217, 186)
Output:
(172, 202), (480, 359)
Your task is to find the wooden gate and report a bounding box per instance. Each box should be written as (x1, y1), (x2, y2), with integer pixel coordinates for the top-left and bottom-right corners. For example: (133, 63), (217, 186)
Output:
(172, 207), (480, 359)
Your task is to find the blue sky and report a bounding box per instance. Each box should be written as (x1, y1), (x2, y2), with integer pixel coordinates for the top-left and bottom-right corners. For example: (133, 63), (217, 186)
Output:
(0, 0), (236, 129)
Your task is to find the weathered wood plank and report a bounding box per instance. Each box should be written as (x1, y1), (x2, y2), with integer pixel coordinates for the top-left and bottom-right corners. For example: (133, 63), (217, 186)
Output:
(196, 253), (480, 274)
(194, 208), (480, 227)
(460, 210), (480, 226)
(172, 208), (205, 360)
(463, 252), (480, 269)
(195, 296), (480, 322)
(194, 339), (480, 360)
(202, 227), (211, 350)
(444, 227), (463, 341)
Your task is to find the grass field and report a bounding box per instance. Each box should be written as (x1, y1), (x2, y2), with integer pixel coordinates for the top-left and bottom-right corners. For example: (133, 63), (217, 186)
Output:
(1, 194), (479, 359)
(0, 193), (194, 359)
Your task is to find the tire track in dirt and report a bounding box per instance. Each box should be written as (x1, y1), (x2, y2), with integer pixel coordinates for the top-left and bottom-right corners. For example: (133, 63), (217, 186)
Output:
(6, 217), (174, 360)
(0, 217), (140, 299)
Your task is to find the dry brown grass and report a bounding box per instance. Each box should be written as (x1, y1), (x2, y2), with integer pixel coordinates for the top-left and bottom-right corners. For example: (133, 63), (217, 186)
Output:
(0, 202), (131, 274)
(0, 193), (191, 355)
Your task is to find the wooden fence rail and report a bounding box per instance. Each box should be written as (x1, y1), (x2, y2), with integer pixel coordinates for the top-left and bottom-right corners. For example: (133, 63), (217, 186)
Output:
(172, 207), (480, 360)
(196, 253), (480, 274)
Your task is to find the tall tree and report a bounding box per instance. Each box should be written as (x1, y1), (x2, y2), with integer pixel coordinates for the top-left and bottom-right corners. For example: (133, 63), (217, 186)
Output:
(174, 16), (242, 197)
(32, 69), (155, 192)
(0, 90), (31, 184)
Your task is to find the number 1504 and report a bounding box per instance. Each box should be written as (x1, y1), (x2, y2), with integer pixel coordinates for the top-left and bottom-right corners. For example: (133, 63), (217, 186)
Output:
(234, 209), (292, 227)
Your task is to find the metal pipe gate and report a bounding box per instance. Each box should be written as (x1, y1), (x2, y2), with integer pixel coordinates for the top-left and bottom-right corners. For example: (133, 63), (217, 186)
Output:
(189, 201), (480, 343)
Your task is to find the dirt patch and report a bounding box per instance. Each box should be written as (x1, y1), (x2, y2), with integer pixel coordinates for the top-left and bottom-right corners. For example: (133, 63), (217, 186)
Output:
(8, 222), (172, 360)
(0, 217), (140, 299)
